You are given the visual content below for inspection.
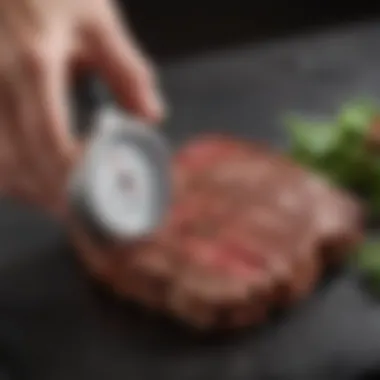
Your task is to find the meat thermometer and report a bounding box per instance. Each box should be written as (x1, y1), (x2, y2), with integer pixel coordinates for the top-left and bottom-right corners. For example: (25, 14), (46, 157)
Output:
(69, 106), (171, 243)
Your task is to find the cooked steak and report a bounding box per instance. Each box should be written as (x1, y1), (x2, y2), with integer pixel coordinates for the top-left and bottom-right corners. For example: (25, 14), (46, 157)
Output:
(72, 135), (364, 330)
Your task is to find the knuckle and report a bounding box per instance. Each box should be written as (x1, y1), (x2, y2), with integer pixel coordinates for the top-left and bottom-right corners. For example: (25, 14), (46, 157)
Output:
(22, 40), (50, 73)
(0, 34), (55, 78)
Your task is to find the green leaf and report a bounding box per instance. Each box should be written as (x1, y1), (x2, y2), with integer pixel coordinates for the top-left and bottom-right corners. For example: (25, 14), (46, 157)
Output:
(305, 125), (339, 158)
(358, 242), (380, 268)
(366, 160), (380, 216)
(357, 241), (380, 293)
(285, 100), (380, 222)
(287, 115), (338, 162)
(337, 100), (377, 137)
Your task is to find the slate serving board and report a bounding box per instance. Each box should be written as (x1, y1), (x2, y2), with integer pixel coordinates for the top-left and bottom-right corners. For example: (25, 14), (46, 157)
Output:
(1, 21), (380, 380)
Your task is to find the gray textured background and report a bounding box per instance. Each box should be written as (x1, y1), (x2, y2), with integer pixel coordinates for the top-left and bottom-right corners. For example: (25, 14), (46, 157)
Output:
(0, 21), (380, 380)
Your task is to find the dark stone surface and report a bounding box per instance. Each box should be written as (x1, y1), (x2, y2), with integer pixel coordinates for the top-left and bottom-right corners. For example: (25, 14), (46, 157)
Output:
(123, 0), (380, 61)
(2, 21), (380, 380)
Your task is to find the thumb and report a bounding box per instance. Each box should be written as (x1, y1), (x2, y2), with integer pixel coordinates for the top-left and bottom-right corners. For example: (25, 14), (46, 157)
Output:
(88, 6), (166, 123)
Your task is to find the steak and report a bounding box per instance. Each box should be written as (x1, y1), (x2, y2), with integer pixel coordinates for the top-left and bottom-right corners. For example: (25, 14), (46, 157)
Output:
(72, 135), (364, 330)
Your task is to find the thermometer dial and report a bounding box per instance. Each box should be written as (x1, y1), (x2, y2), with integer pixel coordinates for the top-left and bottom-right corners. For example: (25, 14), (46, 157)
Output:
(70, 108), (171, 241)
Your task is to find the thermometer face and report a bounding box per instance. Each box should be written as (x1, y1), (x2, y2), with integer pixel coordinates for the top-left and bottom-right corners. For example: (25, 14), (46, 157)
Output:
(72, 109), (171, 241)
(89, 142), (157, 237)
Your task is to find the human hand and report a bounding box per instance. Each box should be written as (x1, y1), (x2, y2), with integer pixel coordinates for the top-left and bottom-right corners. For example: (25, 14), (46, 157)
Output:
(0, 0), (165, 215)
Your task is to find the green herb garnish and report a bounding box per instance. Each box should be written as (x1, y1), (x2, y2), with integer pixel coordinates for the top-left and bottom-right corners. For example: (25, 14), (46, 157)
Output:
(287, 99), (380, 217)
(357, 241), (380, 293)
